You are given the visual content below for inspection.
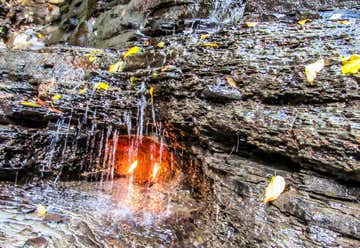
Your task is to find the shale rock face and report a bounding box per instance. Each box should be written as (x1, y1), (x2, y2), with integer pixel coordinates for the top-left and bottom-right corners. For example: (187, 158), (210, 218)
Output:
(56, 0), (247, 47)
(0, 0), (360, 247)
(246, 0), (360, 14)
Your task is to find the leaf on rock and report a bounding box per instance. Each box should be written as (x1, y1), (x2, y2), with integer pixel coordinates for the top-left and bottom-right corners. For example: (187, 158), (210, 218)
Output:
(36, 204), (47, 217)
(156, 42), (165, 49)
(200, 34), (210, 40)
(149, 86), (154, 104)
(305, 58), (325, 84)
(94, 82), (109, 91)
(88, 56), (97, 63)
(20, 101), (41, 108)
(263, 176), (286, 204)
(109, 61), (126, 73)
(226, 77), (237, 88)
(130, 76), (138, 85)
(245, 22), (258, 27)
(123, 46), (141, 58)
(52, 94), (61, 101)
(202, 43), (218, 48)
(340, 54), (360, 75)
(151, 72), (159, 79)
(297, 19), (311, 25)
(79, 87), (88, 95)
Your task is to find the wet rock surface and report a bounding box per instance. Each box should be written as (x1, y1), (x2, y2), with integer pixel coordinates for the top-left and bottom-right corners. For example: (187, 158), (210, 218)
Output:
(1, 1), (360, 247)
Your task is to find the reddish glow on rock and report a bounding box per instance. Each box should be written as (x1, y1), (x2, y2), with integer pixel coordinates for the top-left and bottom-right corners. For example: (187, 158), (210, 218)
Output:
(108, 135), (178, 184)
(127, 160), (138, 174)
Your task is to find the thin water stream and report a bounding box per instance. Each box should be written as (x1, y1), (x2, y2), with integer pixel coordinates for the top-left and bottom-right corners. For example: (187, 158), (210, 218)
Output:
(0, 68), (204, 247)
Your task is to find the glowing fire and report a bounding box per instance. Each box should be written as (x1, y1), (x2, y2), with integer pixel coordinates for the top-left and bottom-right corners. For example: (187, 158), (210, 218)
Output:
(127, 160), (138, 174)
(151, 163), (159, 180)
(110, 135), (179, 184)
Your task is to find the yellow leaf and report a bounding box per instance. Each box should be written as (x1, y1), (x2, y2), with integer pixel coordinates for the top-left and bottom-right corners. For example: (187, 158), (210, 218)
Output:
(37, 33), (44, 39)
(36, 204), (47, 217)
(79, 87), (87, 94)
(152, 72), (159, 79)
(161, 65), (171, 72)
(200, 34), (210, 40)
(202, 43), (218, 48)
(109, 61), (125, 73)
(263, 176), (286, 204)
(297, 19), (311, 25)
(20, 101), (41, 108)
(156, 42), (165, 49)
(340, 54), (360, 75)
(94, 82), (109, 90)
(123, 46), (141, 58)
(337, 20), (352, 25)
(149, 86), (154, 104)
(226, 77), (237, 88)
(52, 94), (61, 101)
(130, 76), (138, 85)
(245, 22), (258, 27)
(88, 56), (96, 63)
(305, 58), (325, 84)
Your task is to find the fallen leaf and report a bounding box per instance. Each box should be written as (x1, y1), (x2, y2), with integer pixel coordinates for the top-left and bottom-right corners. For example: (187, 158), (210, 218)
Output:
(297, 19), (311, 25)
(36, 204), (47, 217)
(151, 72), (159, 79)
(202, 43), (218, 48)
(156, 42), (165, 49)
(88, 56), (97, 63)
(79, 87), (87, 94)
(337, 20), (352, 25)
(340, 54), (360, 75)
(37, 33), (44, 39)
(94, 82), (109, 90)
(52, 94), (61, 101)
(161, 65), (176, 72)
(20, 101), (41, 108)
(123, 46), (141, 58)
(149, 86), (154, 104)
(130, 76), (138, 85)
(263, 176), (286, 204)
(226, 77), (237, 88)
(245, 22), (258, 27)
(109, 61), (125, 73)
(200, 34), (210, 40)
(305, 58), (325, 84)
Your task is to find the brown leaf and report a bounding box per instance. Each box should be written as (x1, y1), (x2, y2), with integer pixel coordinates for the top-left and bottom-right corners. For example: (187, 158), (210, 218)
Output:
(226, 77), (237, 88)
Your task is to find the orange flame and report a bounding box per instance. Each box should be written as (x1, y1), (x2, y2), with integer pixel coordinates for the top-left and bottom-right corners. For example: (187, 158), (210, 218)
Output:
(151, 163), (159, 179)
(127, 160), (138, 174)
